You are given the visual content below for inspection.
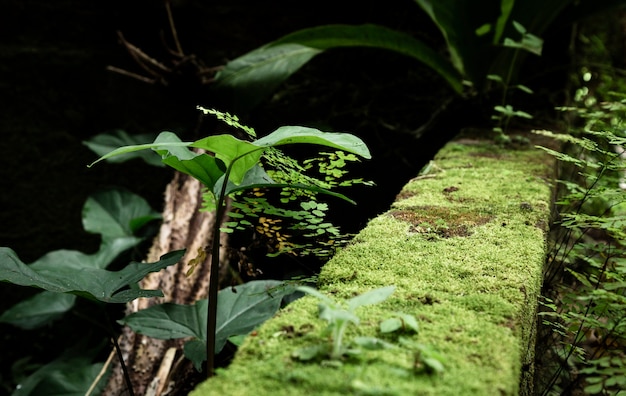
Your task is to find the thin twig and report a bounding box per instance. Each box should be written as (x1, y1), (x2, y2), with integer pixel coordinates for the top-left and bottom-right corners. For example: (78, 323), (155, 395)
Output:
(85, 351), (115, 396)
(165, 0), (184, 55)
(106, 65), (157, 85)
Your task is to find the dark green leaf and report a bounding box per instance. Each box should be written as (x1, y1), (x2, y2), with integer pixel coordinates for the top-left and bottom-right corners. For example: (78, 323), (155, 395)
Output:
(213, 43), (322, 112)
(0, 291), (76, 330)
(121, 280), (295, 363)
(0, 248), (184, 303)
(214, 25), (462, 111)
(120, 299), (208, 340)
(82, 188), (160, 238)
(215, 280), (296, 353)
(183, 339), (207, 372)
(83, 129), (163, 167)
(12, 346), (106, 396)
(29, 363), (105, 396)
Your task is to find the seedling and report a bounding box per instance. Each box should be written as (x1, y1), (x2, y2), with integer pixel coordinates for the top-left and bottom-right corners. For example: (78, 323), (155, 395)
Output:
(90, 107), (371, 377)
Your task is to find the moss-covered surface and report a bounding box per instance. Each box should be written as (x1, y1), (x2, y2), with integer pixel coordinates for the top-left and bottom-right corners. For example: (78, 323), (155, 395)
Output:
(191, 139), (555, 396)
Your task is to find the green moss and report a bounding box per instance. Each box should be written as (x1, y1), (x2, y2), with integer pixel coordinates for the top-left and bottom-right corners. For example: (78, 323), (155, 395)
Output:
(191, 140), (554, 396)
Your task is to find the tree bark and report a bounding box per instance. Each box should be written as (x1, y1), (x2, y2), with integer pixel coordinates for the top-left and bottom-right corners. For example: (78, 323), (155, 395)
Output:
(101, 171), (231, 396)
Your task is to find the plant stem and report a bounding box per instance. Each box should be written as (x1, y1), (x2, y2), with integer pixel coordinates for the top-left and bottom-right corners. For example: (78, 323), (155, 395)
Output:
(112, 336), (135, 396)
(205, 168), (233, 378)
(331, 321), (347, 360)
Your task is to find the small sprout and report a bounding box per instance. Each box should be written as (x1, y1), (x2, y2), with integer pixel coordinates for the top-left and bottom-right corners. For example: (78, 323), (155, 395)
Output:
(380, 313), (419, 334)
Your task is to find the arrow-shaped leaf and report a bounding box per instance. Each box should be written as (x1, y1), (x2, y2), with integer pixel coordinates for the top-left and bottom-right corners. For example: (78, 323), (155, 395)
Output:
(119, 279), (296, 368)
(83, 129), (164, 167)
(0, 248), (184, 303)
(214, 24), (463, 112)
(0, 291), (77, 330)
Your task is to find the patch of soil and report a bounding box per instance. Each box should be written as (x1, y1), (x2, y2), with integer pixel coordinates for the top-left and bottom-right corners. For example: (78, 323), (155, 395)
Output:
(389, 206), (494, 238)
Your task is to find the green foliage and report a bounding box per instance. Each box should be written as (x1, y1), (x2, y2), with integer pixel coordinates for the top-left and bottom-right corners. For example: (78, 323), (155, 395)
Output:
(212, 24), (463, 112)
(120, 280), (295, 371)
(291, 285), (441, 374)
(221, 149), (373, 258)
(211, 0), (624, 116)
(0, 189), (167, 394)
(94, 108), (371, 378)
(0, 247), (183, 304)
(534, 105), (626, 394)
(83, 130), (164, 167)
(11, 345), (108, 396)
(293, 285), (397, 362)
(0, 189), (164, 323)
(487, 20), (541, 140)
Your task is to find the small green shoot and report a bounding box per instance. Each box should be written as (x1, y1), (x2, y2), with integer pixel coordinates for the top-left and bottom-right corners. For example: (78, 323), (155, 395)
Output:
(292, 284), (439, 373)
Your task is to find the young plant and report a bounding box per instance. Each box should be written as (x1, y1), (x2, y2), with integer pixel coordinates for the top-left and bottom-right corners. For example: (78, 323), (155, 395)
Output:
(292, 285), (444, 376)
(487, 21), (542, 141)
(292, 285), (398, 362)
(90, 107), (371, 377)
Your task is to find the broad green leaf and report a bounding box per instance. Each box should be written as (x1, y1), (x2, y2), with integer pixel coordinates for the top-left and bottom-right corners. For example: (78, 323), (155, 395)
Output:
(216, 163), (275, 198)
(380, 313), (419, 334)
(214, 43), (322, 113)
(215, 280), (295, 353)
(214, 24), (462, 111)
(12, 346), (106, 396)
(82, 188), (160, 238)
(83, 129), (164, 167)
(0, 189), (161, 328)
(120, 299), (208, 340)
(192, 134), (265, 185)
(348, 285), (395, 311)
(29, 362), (105, 396)
(195, 126), (370, 189)
(0, 291), (76, 330)
(153, 132), (226, 188)
(0, 248), (184, 303)
(183, 339), (207, 372)
(253, 126), (371, 159)
(161, 152), (225, 188)
(121, 280), (295, 361)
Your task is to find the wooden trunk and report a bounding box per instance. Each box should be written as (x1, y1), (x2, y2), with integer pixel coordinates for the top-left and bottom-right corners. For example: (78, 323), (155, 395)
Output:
(101, 171), (231, 396)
